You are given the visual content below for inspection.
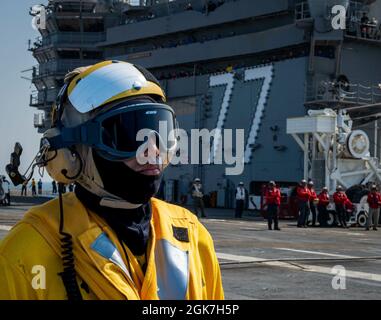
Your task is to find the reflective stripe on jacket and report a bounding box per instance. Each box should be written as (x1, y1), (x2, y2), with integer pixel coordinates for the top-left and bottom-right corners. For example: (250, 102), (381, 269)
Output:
(0, 193), (224, 300)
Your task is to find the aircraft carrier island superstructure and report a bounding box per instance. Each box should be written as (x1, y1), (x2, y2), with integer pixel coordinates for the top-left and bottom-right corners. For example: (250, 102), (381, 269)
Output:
(29, 0), (381, 208)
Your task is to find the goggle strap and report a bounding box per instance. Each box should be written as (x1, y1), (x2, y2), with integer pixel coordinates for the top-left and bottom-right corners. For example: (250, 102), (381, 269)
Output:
(48, 123), (100, 150)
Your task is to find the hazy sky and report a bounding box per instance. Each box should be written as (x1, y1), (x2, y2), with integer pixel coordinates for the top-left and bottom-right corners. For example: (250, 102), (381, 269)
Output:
(0, 1), (46, 182)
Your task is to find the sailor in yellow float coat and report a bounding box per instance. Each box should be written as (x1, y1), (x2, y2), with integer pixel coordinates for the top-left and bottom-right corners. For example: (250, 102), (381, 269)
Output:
(0, 61), (224, 300)
(0, 194), (223, 300)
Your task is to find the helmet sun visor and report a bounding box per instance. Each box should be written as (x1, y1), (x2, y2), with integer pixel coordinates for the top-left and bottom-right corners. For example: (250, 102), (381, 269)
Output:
(68, 62), (148, 113)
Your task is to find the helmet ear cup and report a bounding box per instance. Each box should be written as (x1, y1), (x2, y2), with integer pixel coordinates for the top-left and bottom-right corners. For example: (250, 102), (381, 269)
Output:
(45, 148), (81, 184)
(42, 128), (81, 184)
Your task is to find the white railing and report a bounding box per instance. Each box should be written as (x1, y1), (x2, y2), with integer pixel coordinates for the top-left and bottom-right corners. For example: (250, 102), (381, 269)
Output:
(30, 92), (40, 106)
(34, 113), (45, 128)
(345, 18), (381, 41)
(38, 59), (100, 76)
(48, 32), (106, 44)
(124, 0), (236, 23)
(306, 81), (381, 105)
(30, 88), (60, 106)
(294, 1), (311, 21)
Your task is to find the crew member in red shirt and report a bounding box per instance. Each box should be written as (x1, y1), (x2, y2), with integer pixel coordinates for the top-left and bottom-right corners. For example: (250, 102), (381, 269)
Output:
(296, 179), (311, 228)
(317, 187), (330, 227)
(333, 185), (349, 228)
(366, 185), (381, 231)
(308, 181), (318, 227)
(264, 181), (281, 230)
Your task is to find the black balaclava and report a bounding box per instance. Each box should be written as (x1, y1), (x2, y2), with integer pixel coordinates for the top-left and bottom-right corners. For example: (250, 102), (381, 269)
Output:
(75, 183), (151, 257)
(92, 150), (163, 205)
(75, 149), (163, 257)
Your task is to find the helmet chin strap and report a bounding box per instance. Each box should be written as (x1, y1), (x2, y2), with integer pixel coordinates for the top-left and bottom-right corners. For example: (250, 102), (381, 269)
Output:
(99, 197), (142, 209)
(76, 146), (143, 210)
